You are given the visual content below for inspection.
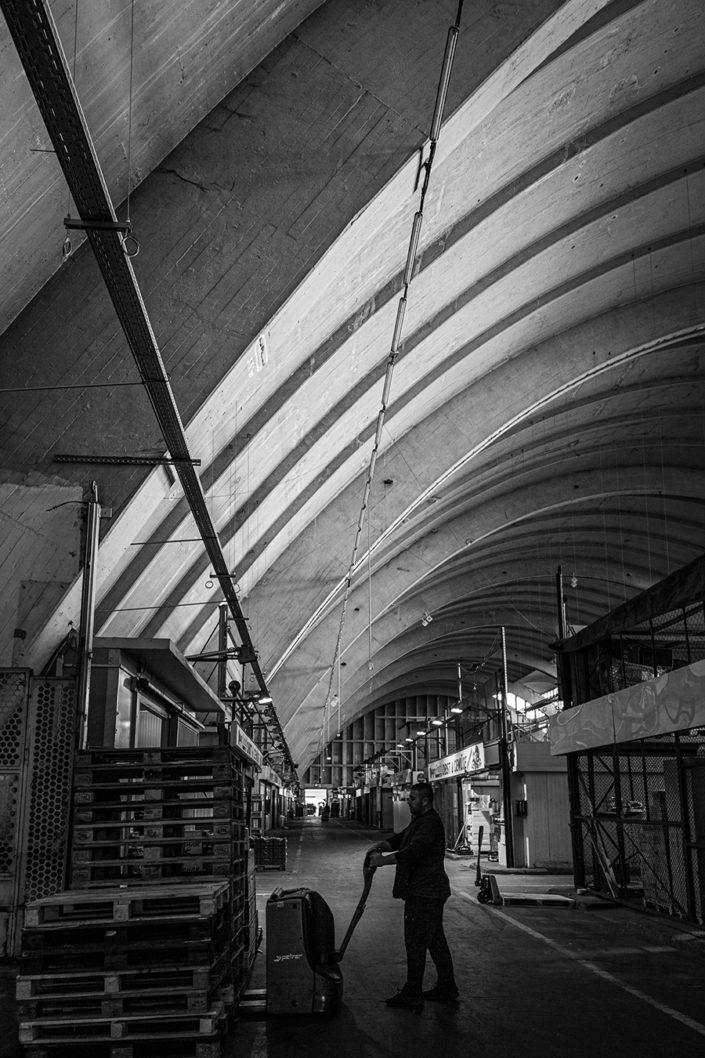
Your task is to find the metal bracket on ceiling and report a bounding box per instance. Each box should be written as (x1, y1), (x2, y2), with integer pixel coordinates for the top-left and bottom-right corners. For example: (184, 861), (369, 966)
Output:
(54, 454), (202, 466)
(64, 216), (140, 258)
(64, 216), (132, 233)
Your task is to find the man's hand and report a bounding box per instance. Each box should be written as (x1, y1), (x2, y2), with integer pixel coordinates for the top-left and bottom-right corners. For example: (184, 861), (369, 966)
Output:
(368, 851), (394, 868)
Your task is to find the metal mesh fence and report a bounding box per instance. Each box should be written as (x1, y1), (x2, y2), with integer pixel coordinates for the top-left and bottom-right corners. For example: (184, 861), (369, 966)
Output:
(573, 735), (704, 921)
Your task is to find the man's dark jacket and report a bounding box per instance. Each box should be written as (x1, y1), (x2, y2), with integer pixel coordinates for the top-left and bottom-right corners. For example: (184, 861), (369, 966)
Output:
(386, 808), (451, 901)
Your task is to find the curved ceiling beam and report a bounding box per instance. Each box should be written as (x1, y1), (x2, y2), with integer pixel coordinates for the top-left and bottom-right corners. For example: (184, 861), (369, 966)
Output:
(3, 0), (705, 783)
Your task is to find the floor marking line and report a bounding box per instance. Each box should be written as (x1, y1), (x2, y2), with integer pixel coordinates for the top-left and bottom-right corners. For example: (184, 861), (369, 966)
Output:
(473, 898), (705, 1039)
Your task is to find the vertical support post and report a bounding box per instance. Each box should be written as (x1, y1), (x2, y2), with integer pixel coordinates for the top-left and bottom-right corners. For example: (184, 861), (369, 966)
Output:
(500, 626), (515, 867)
(556, 565), (567, 639)
(612, 743), (627, 897)
(77, 482), (100, 749)
(567, 753), (585, 887)
(676, 737), (697, 920)
(217, 603), (228, 699)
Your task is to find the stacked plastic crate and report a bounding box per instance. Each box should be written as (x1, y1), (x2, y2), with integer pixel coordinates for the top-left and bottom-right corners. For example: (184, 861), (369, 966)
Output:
(15, 746), (249, 1058)
(252, 835), (287, 871)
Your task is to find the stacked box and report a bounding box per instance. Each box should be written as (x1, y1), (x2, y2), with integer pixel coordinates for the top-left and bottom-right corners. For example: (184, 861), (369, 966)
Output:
(16, 882), (233, 1058)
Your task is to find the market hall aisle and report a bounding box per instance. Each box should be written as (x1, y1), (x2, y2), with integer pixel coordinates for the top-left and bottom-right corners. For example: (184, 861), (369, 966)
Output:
(227, 815), (705, 1058)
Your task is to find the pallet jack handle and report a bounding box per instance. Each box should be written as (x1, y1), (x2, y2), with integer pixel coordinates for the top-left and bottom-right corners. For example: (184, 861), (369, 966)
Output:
(334, 852), (377, 961)
(474, 825), (484, 887)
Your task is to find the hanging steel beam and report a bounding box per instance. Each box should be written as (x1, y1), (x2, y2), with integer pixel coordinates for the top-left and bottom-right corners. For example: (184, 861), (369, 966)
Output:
(1, 0), (295, 777)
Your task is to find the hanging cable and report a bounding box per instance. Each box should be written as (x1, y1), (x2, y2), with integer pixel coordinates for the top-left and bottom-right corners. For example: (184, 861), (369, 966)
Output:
(121, 0), (139, 257)
(320, 1), (464, 720)
(367, 504), (373, 670)
(125, 0), (135, 224)
(62, 0), (81, 259)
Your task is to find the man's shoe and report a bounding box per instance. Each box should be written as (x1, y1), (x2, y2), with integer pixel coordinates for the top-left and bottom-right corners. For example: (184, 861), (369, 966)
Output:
(422, 985), (460, 1002)
(385, 991), (424, 1012)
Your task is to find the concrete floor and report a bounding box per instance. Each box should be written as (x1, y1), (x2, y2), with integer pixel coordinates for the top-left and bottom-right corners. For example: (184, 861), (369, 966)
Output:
(3, 816), (705, 1057)
(227, 816), (705, 1058)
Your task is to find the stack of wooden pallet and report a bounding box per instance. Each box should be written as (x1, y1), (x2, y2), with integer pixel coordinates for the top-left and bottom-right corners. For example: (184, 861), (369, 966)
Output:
(16, 882), (233, 1058)
(14, 745), (257, 1057)
(69, 747), (245, 887)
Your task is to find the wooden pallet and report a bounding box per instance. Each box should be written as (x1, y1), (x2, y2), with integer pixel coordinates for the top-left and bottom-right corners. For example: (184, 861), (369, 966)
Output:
(23, 1040), (223, 1058)
(16, 955), (232, 1000)
(19, 934), (228, 974)
(19, 1006), (227, 1043)
(24, 881), (232, 927)
(18, 981), (233, 1019)
(74, 786), (238, 805)
(70, 857), (240, 888)
(69, 750), (246, 890)
(73, 797), (238, 820)
(73, 821), (242, 841)
(75, 747), (234, 765)
(73, 761), (238, 786)
(21, 915), (227, 954)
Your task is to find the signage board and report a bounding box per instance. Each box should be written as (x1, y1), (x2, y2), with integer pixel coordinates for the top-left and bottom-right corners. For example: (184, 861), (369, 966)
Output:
(230, 722), (263, 767)
(428, 742), (485, 781)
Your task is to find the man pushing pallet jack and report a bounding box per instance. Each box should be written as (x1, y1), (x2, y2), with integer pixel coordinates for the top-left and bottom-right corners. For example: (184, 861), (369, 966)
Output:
(240, 781), (459, 1015)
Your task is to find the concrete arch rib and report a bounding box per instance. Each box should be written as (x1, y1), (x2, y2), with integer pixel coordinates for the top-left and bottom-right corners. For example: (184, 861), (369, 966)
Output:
(95, 75), (705, 651)
(3, 0), (704, 782)
(262, 299), (705, 674)
(27, 2), (698, 651)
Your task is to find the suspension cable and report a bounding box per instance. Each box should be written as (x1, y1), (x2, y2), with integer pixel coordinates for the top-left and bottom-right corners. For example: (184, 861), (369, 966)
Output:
(318, 1), (464, 748)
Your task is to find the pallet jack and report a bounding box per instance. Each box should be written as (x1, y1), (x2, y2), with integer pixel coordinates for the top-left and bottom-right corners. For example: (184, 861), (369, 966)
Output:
(474, 825), (502, 905)
(238, 853), (377, 1016)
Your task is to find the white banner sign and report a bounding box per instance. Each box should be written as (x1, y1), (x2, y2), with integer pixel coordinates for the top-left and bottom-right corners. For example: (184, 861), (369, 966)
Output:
(230, 722), (263, 767)
(428, 742), (485, 781)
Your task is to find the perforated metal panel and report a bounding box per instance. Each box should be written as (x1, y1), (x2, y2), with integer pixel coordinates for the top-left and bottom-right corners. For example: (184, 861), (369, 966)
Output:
(0, 670), (31, 957)
(22, 679), (77, 902)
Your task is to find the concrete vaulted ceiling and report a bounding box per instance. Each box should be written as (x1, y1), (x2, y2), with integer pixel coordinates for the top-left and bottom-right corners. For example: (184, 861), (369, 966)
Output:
(1, 0), (704, 776)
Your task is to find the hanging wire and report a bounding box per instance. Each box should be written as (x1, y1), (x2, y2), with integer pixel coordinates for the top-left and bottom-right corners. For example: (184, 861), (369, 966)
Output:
(62, 0), (81, 259)
(658, 419), (670, 575)
(121, 0), (139, 257)
(320, 2), (464, 719)
(125, 0), (135, 224)
(367, 504), (373, 671)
